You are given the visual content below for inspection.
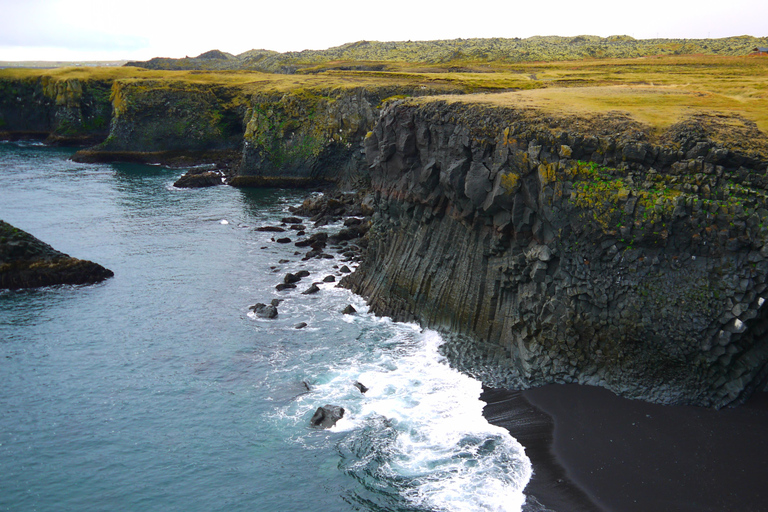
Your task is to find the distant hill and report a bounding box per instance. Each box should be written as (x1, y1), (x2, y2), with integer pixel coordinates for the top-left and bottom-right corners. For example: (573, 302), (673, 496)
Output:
(125, 35), (768, 73)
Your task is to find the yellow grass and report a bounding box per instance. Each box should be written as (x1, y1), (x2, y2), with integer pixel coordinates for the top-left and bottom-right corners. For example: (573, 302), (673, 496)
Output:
(2, 54), (767, 132)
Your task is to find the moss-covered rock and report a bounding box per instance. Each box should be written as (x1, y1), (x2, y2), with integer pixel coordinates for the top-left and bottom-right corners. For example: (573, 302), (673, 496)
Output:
(0, 220), (113, 289)
(0, 76), (112, 145)
(73, 80), (246, 165)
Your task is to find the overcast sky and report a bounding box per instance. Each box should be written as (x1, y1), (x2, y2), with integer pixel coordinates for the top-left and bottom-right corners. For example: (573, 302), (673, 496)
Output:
(2, 0), (767, 61)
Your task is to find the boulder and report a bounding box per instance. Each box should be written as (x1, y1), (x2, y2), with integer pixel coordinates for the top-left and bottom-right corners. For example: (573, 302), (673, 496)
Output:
(284, 273), (301, 284)
(249, 303), (278, 319)
(309, 405), (345, 429)
(342, 304), (357, 315)
(302, 283), (320, 294)
(173, 170), (222, 188)
(354, 381), (369, 394)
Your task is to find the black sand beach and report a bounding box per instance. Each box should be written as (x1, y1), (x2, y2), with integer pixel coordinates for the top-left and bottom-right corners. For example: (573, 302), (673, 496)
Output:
(482, 385), (768, 512)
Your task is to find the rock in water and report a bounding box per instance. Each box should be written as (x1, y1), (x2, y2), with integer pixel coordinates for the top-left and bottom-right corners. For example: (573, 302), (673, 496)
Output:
(248, 303), (278, 319)
(342, 305), (357, 315)
(173, 170), (223, 188)
(309, 405), (345, 429)
(0, 220), (113, 290)
(302, 283), (320, 295)
(354, 381), (369, 394)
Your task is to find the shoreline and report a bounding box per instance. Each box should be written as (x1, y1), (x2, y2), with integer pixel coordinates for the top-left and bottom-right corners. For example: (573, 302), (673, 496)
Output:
(483, 384), (768, 512)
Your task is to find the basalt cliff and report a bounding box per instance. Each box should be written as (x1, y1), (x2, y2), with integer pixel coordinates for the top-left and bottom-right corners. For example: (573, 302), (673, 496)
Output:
(343, 100), (768, 408)
(3, 67), (768, 407)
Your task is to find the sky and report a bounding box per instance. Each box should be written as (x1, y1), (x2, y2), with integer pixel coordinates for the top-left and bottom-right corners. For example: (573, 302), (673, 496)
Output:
(1, 0), (767, 62)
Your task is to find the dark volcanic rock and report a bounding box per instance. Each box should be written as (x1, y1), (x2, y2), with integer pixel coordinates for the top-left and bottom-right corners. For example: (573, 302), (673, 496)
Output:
(173, 170), (223, 188)
(343, 100), (768, 408)
(323, 275), (336, 283)
(309, 405), (345, 429)
(275, 283), (297, 291)
(342, 305), (357, 315)
(256, 226), (286, 232)
(354, 381), (369, 394)
(295, 322), (308, 329)
(249, 302), (278, 319)
(302, 283), (320, 295)
(0, 220), (113, 290)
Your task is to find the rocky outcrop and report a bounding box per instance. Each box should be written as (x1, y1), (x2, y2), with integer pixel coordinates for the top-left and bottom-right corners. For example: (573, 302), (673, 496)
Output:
(0, 220), (113, 289)
(344, 100), (768, 408)
(0, 76), (112, 145)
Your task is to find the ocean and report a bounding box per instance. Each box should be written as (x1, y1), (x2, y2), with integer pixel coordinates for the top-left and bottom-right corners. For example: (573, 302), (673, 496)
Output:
(0, 142), (531, 512)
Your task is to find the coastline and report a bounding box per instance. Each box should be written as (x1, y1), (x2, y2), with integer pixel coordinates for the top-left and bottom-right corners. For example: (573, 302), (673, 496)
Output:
(483, 384), (768, 512)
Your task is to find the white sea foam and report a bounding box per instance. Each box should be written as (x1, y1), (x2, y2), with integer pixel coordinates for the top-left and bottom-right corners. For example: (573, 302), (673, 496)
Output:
(288, 319), (531, 512)
(262, 204), (531, 511)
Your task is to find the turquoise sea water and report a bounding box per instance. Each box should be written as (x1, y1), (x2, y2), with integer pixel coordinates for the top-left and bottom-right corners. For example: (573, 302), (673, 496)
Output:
(0, 142), (531, 512)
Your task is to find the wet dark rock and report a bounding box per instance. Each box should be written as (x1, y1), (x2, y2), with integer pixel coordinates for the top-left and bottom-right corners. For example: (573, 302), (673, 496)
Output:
(270, 299), (282, 307)
(342, 305), (357, 315)
(295, 322), (308, 329)
(173, 170), (223, 188)
(276, 237), (292, 244)
(278, 259), (290, 264)
(0, 220), (113, 290)
(295, 270), (310, 278)
(309, 405), (345, 429)
(340, 265), (351, 273)
(344, 218), (363, 227)
(284, 273), (301, 284)
(249, 303), (278, 319)
(275, 283), (297, 291)
(289, 224), (306, 231)
(323, 275), (336, 283)
(302, 283), (320, 295)
(354, 381), (369, 394)
(256, 226), (286, 232)
(281, 217), (303, 224)
(303, 249), (323, 260)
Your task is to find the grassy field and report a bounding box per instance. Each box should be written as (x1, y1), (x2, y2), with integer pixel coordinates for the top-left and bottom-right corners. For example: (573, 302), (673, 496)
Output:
(2, 53), (767, 133)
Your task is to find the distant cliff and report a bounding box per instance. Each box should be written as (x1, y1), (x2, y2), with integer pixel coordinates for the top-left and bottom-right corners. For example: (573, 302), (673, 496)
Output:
(72, 80), (246, 166)
(343, 99), (768, 408)
(230, 86), (452, 188)
(0, 76), (112, 145)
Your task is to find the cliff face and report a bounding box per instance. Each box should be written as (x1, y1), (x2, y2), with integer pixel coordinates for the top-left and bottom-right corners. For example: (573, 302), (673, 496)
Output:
(344, 100), (768, 408)
(230, 86), (448, 188)
(0, 76), (112, 145)
(73, 80), (246, 165)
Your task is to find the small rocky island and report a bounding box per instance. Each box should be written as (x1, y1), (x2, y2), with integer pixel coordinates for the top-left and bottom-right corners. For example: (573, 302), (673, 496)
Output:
(0, 220), (113, 290)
